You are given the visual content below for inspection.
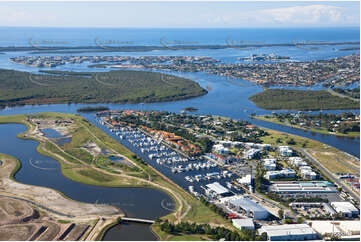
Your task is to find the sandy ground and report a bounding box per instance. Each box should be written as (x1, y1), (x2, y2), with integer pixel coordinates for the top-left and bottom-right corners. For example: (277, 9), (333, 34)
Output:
(82, 141), (102, 156)
(0, 197), (34, 225)
(0, 156), (123, 220)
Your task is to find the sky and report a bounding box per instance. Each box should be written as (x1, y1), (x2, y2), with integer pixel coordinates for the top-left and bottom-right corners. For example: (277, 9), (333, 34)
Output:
(0, 1), (359, 28)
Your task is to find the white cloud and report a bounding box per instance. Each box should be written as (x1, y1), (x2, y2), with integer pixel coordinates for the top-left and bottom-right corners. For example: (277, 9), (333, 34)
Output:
(206, 4), (359, 27)
(0, 3), (358, 28)
(259, 5), (344, 25)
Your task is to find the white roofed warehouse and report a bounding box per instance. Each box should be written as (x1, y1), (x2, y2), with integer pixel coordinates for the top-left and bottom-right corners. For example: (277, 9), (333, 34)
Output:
(258, 224), (319, 241)
(206, 182), (233, 198)
(222, 196), (269, 220)
(330, 202), (359, 218)
(232, 218), (255, 231)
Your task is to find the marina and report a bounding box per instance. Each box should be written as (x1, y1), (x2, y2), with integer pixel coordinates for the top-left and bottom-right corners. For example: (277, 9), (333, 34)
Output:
(100, 117), (242, 198)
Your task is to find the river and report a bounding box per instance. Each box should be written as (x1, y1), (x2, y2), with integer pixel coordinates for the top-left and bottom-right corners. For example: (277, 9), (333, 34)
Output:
(0, 70), (359, 158)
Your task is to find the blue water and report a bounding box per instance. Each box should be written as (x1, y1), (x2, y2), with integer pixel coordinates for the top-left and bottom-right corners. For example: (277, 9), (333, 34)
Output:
(0, 27), (359, 47)
(0, 123), (174, 220)
(41, 128), (63, 138)
(0, 27), (359, 158)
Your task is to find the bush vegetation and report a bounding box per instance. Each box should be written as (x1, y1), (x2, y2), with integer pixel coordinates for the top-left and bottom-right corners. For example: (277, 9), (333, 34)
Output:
(249, 89), (359, 110)
(158, 219), (267, 241)
(0, 69), (207, 107)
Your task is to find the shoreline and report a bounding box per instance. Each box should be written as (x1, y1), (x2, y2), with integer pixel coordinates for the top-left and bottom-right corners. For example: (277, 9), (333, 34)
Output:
(0, 112), (236, 240)
(0, 114), (189, 239)
(0, 41), (359, 53)
(0, 152), (123, 219)
(254, 115), (360, 138)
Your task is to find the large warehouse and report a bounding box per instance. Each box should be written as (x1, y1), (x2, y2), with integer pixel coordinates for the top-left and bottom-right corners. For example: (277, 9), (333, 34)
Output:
(330, 202), (359, 218)
(259, 224), (319, 241)
(222, 196), (269, 220)
(206, 182), (233, 198)
(269, 181), (337, 193)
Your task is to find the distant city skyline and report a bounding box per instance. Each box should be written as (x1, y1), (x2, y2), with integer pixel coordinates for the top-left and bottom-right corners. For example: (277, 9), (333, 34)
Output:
(0, 1), (359, 28)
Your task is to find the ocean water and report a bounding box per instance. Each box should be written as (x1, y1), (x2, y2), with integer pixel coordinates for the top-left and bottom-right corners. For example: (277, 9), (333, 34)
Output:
(0, 27), (359, 47)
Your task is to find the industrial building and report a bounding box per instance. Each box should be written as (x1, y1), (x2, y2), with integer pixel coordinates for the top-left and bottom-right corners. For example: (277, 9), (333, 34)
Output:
(221, 196), (269, 220)
(232, 218), (255, 231)
(206, 182), (233, 198)
(309, 220), (360, 240)
(330, 202), (359, 218)
(269, 181), (337, 194)
(289, 202), (336, 216)
(258, 224), (319, 241)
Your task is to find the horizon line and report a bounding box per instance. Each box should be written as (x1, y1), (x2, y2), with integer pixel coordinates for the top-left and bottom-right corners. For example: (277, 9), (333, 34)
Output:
(0, 26), (359, 29)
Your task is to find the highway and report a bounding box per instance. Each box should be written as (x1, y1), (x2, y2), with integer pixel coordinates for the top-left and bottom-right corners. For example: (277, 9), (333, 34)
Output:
(297, 148), (360, 203)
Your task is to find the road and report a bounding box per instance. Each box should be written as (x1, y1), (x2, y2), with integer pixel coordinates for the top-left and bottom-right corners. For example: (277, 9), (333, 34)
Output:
(327, 87), (359, 102)
(297, 148), (360, 203)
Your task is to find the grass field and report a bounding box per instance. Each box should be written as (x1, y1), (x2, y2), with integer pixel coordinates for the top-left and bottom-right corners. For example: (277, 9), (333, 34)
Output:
(255, 115), (360, 138)
(306, 149), (360, 174)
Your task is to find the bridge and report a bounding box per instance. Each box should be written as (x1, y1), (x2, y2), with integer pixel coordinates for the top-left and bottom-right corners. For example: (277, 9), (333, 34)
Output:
(122, 217), (155, 224)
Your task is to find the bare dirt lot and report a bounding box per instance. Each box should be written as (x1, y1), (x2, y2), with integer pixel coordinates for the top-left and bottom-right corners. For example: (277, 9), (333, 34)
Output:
(0, 223), (39, 240)
(0, 197), (34, 225)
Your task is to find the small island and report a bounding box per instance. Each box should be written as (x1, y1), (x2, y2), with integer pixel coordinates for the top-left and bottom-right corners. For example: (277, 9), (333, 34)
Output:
(182, 106), (198, 112)
(77, 106), (109, 113)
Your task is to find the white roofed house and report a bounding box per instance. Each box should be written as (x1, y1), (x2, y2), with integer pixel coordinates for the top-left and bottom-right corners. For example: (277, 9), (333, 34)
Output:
(264, 168), (296, 180)
(299, 166), (317, 180)
(213, 144), (230, 155)
(279, 146), (293, 156)
(245, 148), (261, 159)
(263, 158), (277, 171)
(289, 157), (308, 167)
